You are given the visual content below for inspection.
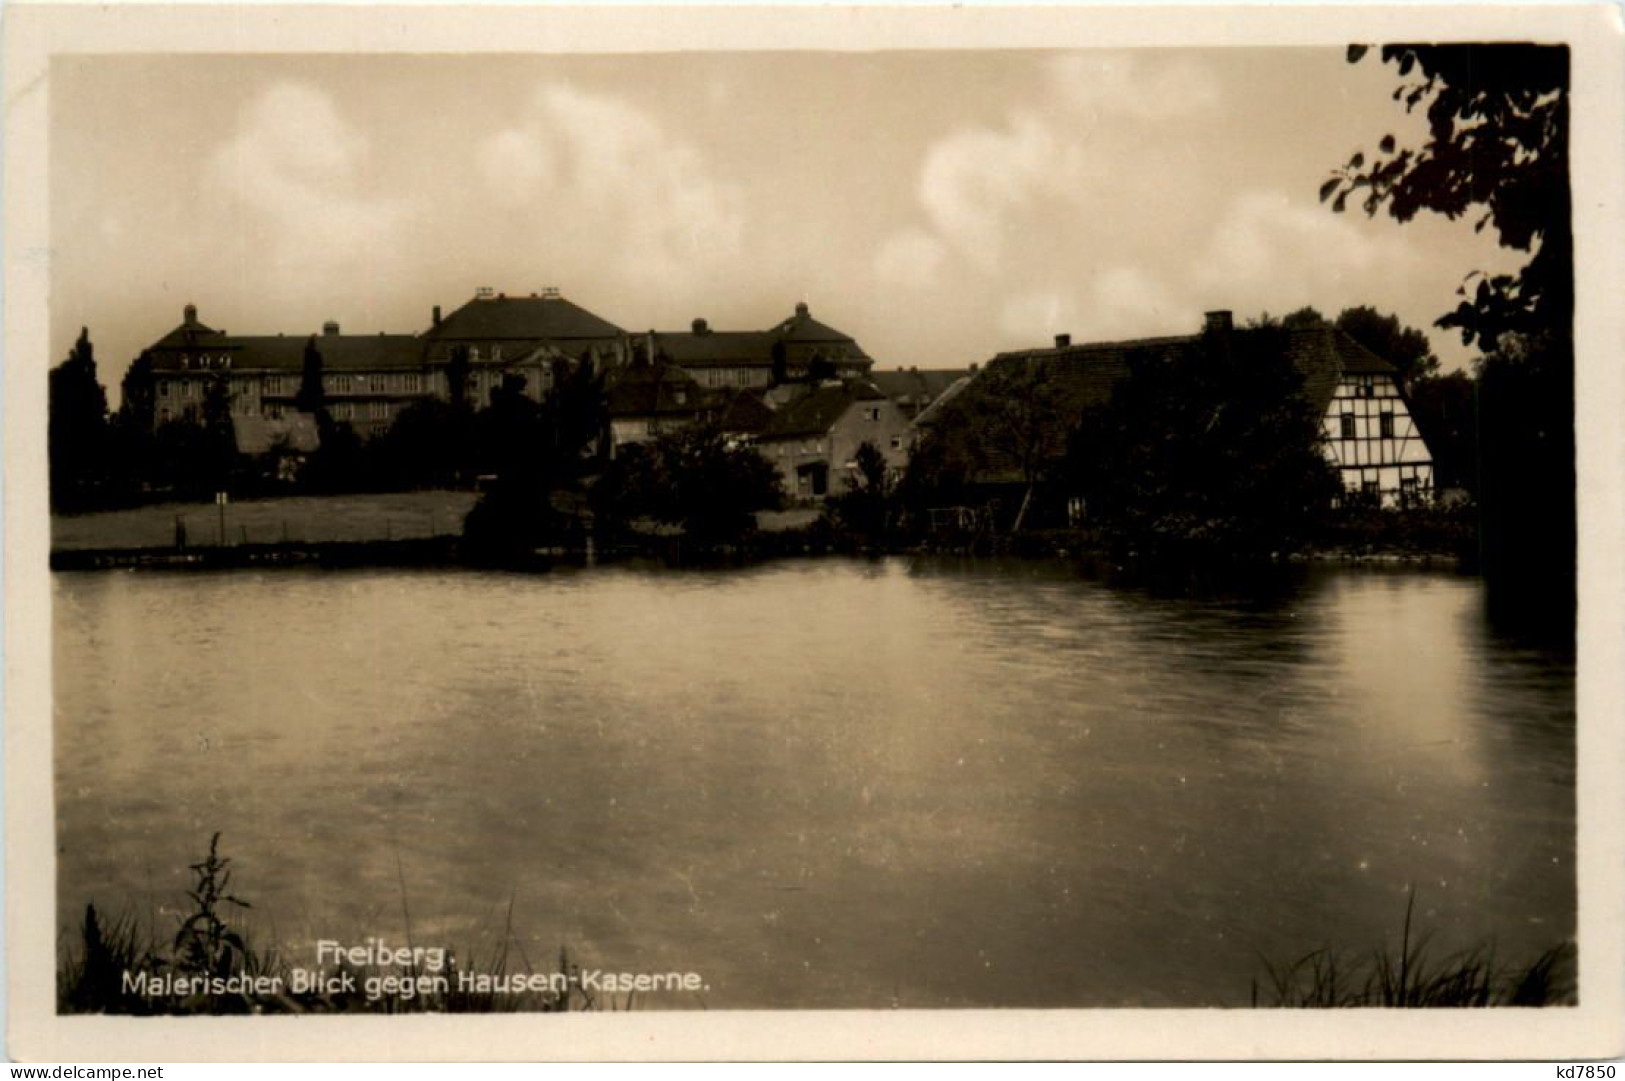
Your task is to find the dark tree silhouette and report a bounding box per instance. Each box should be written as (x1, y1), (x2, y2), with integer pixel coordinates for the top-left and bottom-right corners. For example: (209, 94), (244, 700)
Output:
(444, 344), (472, 414)
(49, 327), (110, 512)
(1334, 306), (1441, 388)
(985, 358), (1064, 532)
(593, 425), (782, 548)
(829, 440), (894, 544)
(295, 336), (326, 415)
(770, 340), (788, 386)
(1324, 43), (1572, 623)
(1406, 370), (1477, 492)
(118, 351), (158, 431)
(1065, 325), (1339, 561)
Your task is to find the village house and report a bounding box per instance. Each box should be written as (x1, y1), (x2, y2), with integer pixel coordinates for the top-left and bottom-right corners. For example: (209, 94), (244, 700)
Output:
(753, 382), (912, 501)
(869, 367), (974, 420)
(604, 361), (715, 451)
(918, 311), (1435, 512)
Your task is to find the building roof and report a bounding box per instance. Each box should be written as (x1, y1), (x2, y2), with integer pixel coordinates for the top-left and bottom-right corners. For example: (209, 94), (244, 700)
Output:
(910, 373), (977, 428)
(606, 362), (709, 418)
(151, 334), (425, 373)
(652, 330), (777, 367)
(647, 303), (874, 369)
(772, 302), (860, 346)
(426, 293), (626, 342)
(926, 318), (1404, 483)
(870, 368), (973, 407)
(759, 381), (887, 440)
(715, 389), (776, 434)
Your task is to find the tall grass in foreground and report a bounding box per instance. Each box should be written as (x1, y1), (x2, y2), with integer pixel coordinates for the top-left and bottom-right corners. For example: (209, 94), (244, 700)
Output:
(59, 833), (638, 1015)
(1252, 890), (1576, 1007)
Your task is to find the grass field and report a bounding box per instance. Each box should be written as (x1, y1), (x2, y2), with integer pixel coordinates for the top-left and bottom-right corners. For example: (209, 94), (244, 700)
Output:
(51, 490), (479, 552)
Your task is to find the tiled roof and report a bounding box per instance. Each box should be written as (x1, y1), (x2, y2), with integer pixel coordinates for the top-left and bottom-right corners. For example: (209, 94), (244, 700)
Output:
(151, 335), (425, 372)
(929, 321), (1400, 483)
(606, 362), (710, 418)
(759, 381), (886, 440)
(911, 374), (977, 428)
(770, 304), (873, 362)
(869, 368), (970, 407)
(1332, 331), (1400, 376)
(653, 330), (777, 367)
(715, 389), (776, 434)
(426, 294), (626, 341)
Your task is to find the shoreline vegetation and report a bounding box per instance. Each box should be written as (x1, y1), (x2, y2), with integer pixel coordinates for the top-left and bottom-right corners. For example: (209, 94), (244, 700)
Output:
(59, 835), (1574, 1014)
(48, 486), (1479, 574)
(61, 835), (656, 1015)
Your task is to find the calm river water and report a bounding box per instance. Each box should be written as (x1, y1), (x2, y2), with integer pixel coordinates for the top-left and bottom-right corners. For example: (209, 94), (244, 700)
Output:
(53, 559), (1574, 1007)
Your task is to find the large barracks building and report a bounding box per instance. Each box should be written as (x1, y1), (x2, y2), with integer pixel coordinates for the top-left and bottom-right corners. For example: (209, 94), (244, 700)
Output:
(144, 288), (875, 440)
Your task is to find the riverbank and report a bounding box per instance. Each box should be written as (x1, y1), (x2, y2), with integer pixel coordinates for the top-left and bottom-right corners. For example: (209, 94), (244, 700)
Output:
(50, 490), (478, 552)
(50, 490), (1478, 573)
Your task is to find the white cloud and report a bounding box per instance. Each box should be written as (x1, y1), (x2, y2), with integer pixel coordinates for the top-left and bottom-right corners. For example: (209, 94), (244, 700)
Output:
(998, 289), (1083, 341)
(873, 228), (949, 290)
(918, 113), (1084, 271)
(1087, 267), (1183, 337)
(201, 82), (416, 277)
(998, 269), (1185, 347)
(474, 84), (744, 291)
(477, 128), (556, 208)
(1046, 52), (1221, 121)
(1191, 189), (1421, 305)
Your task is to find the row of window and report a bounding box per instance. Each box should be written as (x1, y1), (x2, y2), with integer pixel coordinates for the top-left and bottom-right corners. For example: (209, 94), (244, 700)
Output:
(262, 402), (395, 421)
(160, 373), (428, 397)
(321, 374), (425, 395)
(176, 354), (234, 371)
(1340, 412), (1397, 439)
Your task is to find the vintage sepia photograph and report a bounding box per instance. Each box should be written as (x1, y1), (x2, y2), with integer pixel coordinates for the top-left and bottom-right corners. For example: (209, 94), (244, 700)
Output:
(7, 2), (1623, 1063)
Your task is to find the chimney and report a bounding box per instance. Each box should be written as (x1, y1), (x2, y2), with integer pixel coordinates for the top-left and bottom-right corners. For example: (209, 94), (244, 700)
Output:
(795, 302), (809, 317)
(323, 320), (340, 336)
(432, 305), (441, 327)
(692, 317), (710, 335)
(1054, 333), (1071, 348)
(1204, 310), (1233, 336)
(184, 303), (198, 326)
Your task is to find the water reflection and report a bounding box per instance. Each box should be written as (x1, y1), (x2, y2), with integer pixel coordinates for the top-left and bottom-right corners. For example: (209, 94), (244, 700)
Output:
(54, 559), (1574, 1007)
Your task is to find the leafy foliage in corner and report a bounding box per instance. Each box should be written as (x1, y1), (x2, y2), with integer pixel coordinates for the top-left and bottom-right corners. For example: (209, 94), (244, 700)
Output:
(1324, 44), (1570, 350)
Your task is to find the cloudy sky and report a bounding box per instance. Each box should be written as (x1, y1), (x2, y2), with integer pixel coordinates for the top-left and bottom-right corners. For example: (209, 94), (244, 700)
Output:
(50, 47), (1522, 399)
